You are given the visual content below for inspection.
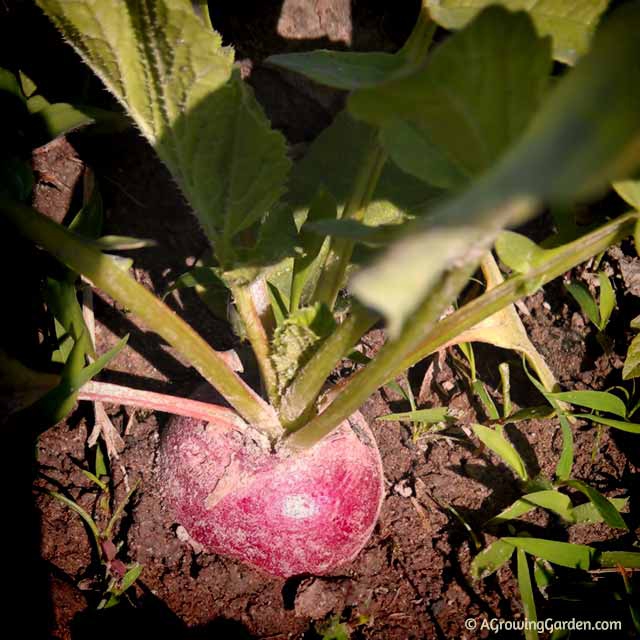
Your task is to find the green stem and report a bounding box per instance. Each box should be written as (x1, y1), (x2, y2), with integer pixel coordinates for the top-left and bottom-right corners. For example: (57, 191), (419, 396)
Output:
(287, 212), (638, 448)
(313, 144), (386, 309)
(401, 1), (437, 64)
(0, 197), (281, 437)
(393, 212), (638, 377)
(287, 263), (477, 448)
(279, 304), (377, 430)
(312, 4), (435, 311)
(231, 283), (279, 406)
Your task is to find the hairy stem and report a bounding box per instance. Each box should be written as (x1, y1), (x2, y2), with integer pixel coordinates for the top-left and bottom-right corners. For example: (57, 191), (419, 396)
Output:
(287, 263), (478, 448)
(231, 283), (279, 406)
(287, 212), (637, 448)
(0, 197), (281, 437)
(279, 304), (378, 430)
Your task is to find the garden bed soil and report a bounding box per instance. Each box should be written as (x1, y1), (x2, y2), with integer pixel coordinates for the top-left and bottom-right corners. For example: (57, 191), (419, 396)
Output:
(3, 2), (639, 638)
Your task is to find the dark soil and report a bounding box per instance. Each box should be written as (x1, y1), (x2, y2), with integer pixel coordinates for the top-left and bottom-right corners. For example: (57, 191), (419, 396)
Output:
(3, 2), (639, 638)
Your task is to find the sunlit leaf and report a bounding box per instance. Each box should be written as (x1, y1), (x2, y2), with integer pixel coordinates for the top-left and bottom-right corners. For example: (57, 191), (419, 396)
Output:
(471, 539), (515, 579)
(545, 390), (627, 418)
(38, 0), (290, 269)
(596, 551), (640, 569)
(598, 272), (615, 329)
(349, 4), (640, 335)
(623, 334), (640, 380)
(571, 497), (628, 524)
(426, 0), (610, 65)
(555, 413), (574, 481)
(489, 490), (574, 524)
(472, 423), (528, 480)
(501, 537), (595, 569)
(564, 281), (600, 328)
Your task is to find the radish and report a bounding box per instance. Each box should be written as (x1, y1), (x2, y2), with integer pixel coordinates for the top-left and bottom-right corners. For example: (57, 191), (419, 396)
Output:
(158, 407), (384, 577)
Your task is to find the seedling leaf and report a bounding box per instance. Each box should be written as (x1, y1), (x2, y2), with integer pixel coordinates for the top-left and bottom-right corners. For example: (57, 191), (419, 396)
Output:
(573, 414), (640, 434)
(516, 548), (539, 640)
(489, 490), (575, 524)
(562, 479), (627, 530)
(501, 537), (595, 569)
(571, 497), (627, 524)
(555, 413), (574, 481)
(472, 423), (528, 480)
(471, 539), (515, 579)
(598, 272), (615, 329)
(545, 390), (627, 418)
(596, 551), (640, 569)
(623, 334), (640, 380)
(564, 281), (600, 328)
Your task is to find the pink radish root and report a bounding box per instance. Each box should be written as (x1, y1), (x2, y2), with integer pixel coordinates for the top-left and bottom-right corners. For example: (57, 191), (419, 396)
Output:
(158, 410), (384, 578)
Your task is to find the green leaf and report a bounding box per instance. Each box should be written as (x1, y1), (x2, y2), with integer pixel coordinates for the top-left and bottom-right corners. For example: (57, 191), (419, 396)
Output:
(286, 111), (442, 229)
(270, 304), (336, 393)
(555, 413), (574, 481)
(378, 407), (450, 423)
(35, 335), (128, 424)
(267, 50), (406, 90)
(614, 179), (640, 209)
(0, 67), (26, 104)
(38, 0), (290, 268)
(164, 265), (229, 321)
(115, 563), (143, 595)
(290, 190), (337, 312)
(18, 70), (37, 98)
(352, 7), (551, 179)
(44, 277), (96, 360)
(426, 0), (610, 65)
(562, 479), (627, 530)
(68, 184), (104, 239)
(472, 380), (500, 421)
(48, 490), (101, 551)
(623, 334), (640, 380)
(545, 390), (627, 418)
(501, 537), (595, 569)
(571, 497), (628, 524)
(489, 490), (575, 524)
(533, 558), (555, 597)
(596, 551), (640, 569)
(564, 281), (600, 328)
(573, 414), (640, 434)
(516, 548), (539, 640)
(471, 539), (515, 579)
(30, 102), (96, 140)
(598, 272), (615, 329)
(472, 423), (528, 480)
(306, 218), (402, 247)
(379, 119), (469, 190)
(349, 3), (640, 336)
(495, 231), (549, 274)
